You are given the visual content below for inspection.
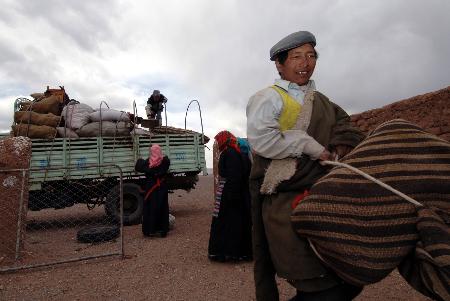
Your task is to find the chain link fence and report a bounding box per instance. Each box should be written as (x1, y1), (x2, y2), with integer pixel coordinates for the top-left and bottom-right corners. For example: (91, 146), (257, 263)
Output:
(0, 164), (124, 272)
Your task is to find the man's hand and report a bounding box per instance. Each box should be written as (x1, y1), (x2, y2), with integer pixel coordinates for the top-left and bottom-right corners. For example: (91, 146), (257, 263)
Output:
(333, 145), (353, 159)
(318, 149), (335, 162)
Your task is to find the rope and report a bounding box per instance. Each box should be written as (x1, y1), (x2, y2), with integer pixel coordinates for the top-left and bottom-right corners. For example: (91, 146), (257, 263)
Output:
(111, 111), (129, 164)
(42, 115), (62, 183)
(63, 103), (72, 176)
(321, 160), (423, 207)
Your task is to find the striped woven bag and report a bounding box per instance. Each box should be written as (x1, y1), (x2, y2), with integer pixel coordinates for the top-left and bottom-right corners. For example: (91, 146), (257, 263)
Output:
(291, 119), (450, 298)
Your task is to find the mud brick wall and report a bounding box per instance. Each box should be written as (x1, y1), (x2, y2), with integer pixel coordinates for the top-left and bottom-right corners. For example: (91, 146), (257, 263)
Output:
(0, 137), (32, 262)
(351, 86), (450, 141)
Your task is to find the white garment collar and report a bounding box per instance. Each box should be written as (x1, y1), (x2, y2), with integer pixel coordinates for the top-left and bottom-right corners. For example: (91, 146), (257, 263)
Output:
(274, 79), (316, 92)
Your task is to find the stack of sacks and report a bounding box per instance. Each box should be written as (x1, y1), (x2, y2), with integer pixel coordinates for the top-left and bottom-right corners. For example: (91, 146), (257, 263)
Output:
(59, 103), (133, 138)
(12, 93), (62, 139)
(77, 108), (132, 137)
(59, 100), (94, 138)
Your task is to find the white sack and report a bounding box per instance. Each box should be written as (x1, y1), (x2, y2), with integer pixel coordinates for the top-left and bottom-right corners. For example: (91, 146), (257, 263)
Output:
(89, 109), (130, 122)
(62, 102), (94, 130)
(76, 121), (131, 137)
(56, 127), (79, 139)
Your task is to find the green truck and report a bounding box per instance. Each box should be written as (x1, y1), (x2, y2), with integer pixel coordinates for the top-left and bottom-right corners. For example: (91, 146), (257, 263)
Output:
(2, 127), (208, 225)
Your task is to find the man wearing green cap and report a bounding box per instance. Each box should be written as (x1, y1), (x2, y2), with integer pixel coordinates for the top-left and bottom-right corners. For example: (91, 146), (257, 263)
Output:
(246, 31), (365, 300)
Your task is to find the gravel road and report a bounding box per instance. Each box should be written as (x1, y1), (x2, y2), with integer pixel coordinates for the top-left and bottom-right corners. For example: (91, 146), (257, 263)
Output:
(0, 175), (431, 300)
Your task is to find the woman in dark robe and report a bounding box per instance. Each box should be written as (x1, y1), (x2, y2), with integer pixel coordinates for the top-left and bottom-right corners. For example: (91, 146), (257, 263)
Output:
(208, 131), (253, 262)
(135, 144), (170, 237)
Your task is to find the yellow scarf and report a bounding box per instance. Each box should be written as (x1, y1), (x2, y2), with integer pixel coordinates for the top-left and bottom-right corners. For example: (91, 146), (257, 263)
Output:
(271, 85), (302, 132)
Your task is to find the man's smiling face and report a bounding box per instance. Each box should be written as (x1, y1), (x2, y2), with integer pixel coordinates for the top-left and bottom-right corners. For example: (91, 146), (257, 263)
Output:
(275, 43), (317, 86)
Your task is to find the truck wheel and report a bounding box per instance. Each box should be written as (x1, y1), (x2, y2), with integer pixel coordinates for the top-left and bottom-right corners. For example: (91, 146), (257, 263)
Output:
(105, 183), (143, 226)
(77, 225), (120, 243)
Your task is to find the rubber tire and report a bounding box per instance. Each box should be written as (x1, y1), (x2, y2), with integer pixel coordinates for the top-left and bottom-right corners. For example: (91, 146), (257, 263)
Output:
(169, 213), (175, 230)
(77, 225), (120, 243)
(105, 183), (144, 226)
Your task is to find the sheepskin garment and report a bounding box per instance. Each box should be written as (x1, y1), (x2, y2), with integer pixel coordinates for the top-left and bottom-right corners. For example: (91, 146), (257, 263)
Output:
(291, 119), (450, 300)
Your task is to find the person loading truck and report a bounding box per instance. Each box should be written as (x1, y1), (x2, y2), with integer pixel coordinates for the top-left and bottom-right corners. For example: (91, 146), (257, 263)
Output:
(146, 90), (167, 125)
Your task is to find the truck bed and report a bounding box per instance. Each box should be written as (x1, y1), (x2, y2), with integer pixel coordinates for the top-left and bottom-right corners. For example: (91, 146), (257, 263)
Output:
(24, 133), (207, 190)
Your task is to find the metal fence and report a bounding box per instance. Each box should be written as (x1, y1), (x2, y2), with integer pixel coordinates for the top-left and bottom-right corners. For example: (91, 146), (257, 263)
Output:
(0, 164), (123, 272)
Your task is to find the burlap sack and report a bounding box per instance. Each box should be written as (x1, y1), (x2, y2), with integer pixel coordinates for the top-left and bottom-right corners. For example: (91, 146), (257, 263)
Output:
(30, 92), (45, 101)
(12, 124), (57, 139)
(14, 111), (60, 127)
(19, 95), (61, 116)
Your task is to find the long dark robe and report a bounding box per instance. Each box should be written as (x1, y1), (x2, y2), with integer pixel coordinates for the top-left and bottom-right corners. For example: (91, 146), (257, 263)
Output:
(135, 156), (170, 236)
(240, 151), (253, 259)
(208, 147), (252, 260)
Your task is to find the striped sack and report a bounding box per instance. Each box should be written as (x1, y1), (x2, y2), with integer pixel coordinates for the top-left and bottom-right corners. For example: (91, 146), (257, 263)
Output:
(291, 119), (450, 295)
(398, 206), (450, 301)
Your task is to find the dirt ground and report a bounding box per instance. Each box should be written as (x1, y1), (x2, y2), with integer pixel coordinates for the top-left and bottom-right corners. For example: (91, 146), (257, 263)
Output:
(0, 175), (431, 300)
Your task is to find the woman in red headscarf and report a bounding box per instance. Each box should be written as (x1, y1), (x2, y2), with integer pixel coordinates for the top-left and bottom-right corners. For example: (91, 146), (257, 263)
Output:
(208, 130), (253, 262)
(135, 144), (171, 237)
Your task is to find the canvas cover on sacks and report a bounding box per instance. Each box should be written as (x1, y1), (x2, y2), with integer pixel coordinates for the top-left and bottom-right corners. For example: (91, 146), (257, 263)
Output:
(291, 119), (450, 299)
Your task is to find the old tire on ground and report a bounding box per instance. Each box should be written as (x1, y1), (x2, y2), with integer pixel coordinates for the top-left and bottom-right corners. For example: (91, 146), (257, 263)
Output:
(105, 183), (143, 226)
(77, 225), (120, 243)
(169, 213), (175, 230)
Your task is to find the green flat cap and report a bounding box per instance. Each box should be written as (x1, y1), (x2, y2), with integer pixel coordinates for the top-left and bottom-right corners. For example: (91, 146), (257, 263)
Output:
(270, 31), (316, 61)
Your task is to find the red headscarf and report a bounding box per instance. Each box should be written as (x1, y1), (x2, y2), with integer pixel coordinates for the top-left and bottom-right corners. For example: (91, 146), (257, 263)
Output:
(149, 144), (164, 168)
(214, 130), (241, 153)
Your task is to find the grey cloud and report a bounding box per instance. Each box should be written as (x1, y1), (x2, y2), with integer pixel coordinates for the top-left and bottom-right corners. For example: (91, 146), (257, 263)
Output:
(10, 0), (124, 52)
(0, 40), (25, 67)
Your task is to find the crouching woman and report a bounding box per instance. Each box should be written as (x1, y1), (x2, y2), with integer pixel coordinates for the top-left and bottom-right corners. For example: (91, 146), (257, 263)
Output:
(135, 144), (171, 238)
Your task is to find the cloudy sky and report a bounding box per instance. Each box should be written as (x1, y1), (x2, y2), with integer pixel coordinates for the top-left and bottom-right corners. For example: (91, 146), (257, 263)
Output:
(1, 0), (449, 167)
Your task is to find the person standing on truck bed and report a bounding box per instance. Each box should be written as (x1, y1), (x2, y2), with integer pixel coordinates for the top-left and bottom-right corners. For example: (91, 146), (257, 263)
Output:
(135, 144), (170, 238)
(146, 90), (167, 125)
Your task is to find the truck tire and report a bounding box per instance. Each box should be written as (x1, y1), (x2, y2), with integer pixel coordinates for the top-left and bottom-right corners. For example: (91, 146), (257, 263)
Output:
(105, 183), (143, 226)
(77, 225), (120, 243)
